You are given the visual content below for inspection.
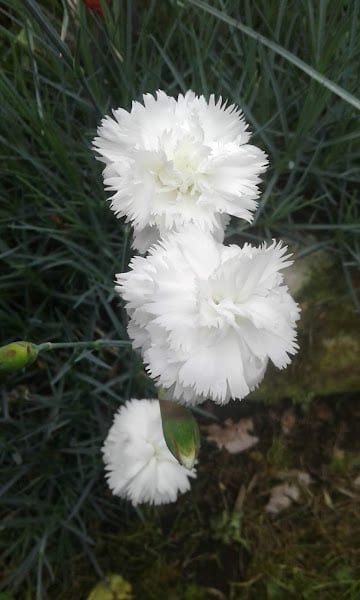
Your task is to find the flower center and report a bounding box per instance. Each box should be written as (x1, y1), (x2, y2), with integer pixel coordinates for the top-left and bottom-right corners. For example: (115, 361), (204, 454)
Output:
(197, 259), (248, 330)
(198, 285), (238, 330)
(151, 135), (205, 199)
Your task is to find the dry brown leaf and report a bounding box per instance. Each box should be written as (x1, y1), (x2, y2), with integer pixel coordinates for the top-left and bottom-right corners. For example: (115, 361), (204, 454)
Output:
(204, 417), (259, 454)
(280, 408), (296, 434)
(276, 469), (313, 487)
(265, 483), (300, 514)
(265, 470), (312, 515)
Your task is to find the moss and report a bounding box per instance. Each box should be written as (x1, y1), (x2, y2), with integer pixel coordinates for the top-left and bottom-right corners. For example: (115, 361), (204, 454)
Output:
(266, 437), (292, 471)
(183, 584), (208, 600)
(327, 447), (360, 474)
(86, 575), (132, 600)
(249, 258), (360, 405)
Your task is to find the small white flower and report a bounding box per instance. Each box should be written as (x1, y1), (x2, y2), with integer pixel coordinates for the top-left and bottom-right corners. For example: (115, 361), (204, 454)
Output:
(102, 399), (196, 505)
(93, 91), (268, 251)
(116, 229), (300, 405)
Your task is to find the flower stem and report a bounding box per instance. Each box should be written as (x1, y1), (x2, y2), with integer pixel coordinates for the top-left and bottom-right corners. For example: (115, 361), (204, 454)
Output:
(36, 339), (131, 352)
(0, 339), (131, 374)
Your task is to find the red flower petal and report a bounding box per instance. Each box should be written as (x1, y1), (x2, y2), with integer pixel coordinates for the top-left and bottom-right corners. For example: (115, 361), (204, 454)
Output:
(83, 0), (103, 15)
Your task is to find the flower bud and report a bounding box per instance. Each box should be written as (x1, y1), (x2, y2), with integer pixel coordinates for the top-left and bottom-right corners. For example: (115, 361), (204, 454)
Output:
(158, 395), (200, 469)
(0, 341), (38, 373)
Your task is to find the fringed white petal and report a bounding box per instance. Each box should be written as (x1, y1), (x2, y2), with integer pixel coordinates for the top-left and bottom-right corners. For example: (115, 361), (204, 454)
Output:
(102, 399), (196, 505)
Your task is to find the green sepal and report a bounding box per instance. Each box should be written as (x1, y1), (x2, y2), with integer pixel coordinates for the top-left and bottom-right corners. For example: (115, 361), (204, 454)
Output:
(158, 393), (200, 469)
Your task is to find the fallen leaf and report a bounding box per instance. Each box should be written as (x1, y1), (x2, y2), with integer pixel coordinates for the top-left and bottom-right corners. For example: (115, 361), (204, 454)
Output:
(276, 469), (313, 487)
(204, 417), (259, 454)
(265, 483), (300, 514)
(280, 408), (296, 434)
(265, 470), (312, 515)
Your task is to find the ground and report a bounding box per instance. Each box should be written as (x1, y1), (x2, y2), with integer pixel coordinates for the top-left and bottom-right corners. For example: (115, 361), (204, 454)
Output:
(77, 393), (360, 600)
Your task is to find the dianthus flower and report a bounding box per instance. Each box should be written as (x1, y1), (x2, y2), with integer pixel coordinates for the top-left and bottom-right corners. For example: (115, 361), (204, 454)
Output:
(93, 91), (268, 251)
(116, 229), (300, 404)
(102, 399), (196, 505)
(83, 0), (103, 15)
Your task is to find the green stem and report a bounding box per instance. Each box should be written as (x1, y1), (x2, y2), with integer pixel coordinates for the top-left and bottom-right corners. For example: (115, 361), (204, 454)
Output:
(36, 339), (131, 352)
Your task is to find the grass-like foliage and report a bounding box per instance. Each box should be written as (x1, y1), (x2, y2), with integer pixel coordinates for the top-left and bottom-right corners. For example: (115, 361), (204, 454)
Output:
(0, 0), (359, 597)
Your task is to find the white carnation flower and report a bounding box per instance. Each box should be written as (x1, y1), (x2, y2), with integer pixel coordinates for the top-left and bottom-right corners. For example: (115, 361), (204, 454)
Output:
(93, 90), (268, 251)
(102, 399), (196, 505)
(116, 230), (300, 405)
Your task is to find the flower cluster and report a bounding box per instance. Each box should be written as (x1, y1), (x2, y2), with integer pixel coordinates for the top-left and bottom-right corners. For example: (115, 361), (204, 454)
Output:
(94, 90), (300, 505)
